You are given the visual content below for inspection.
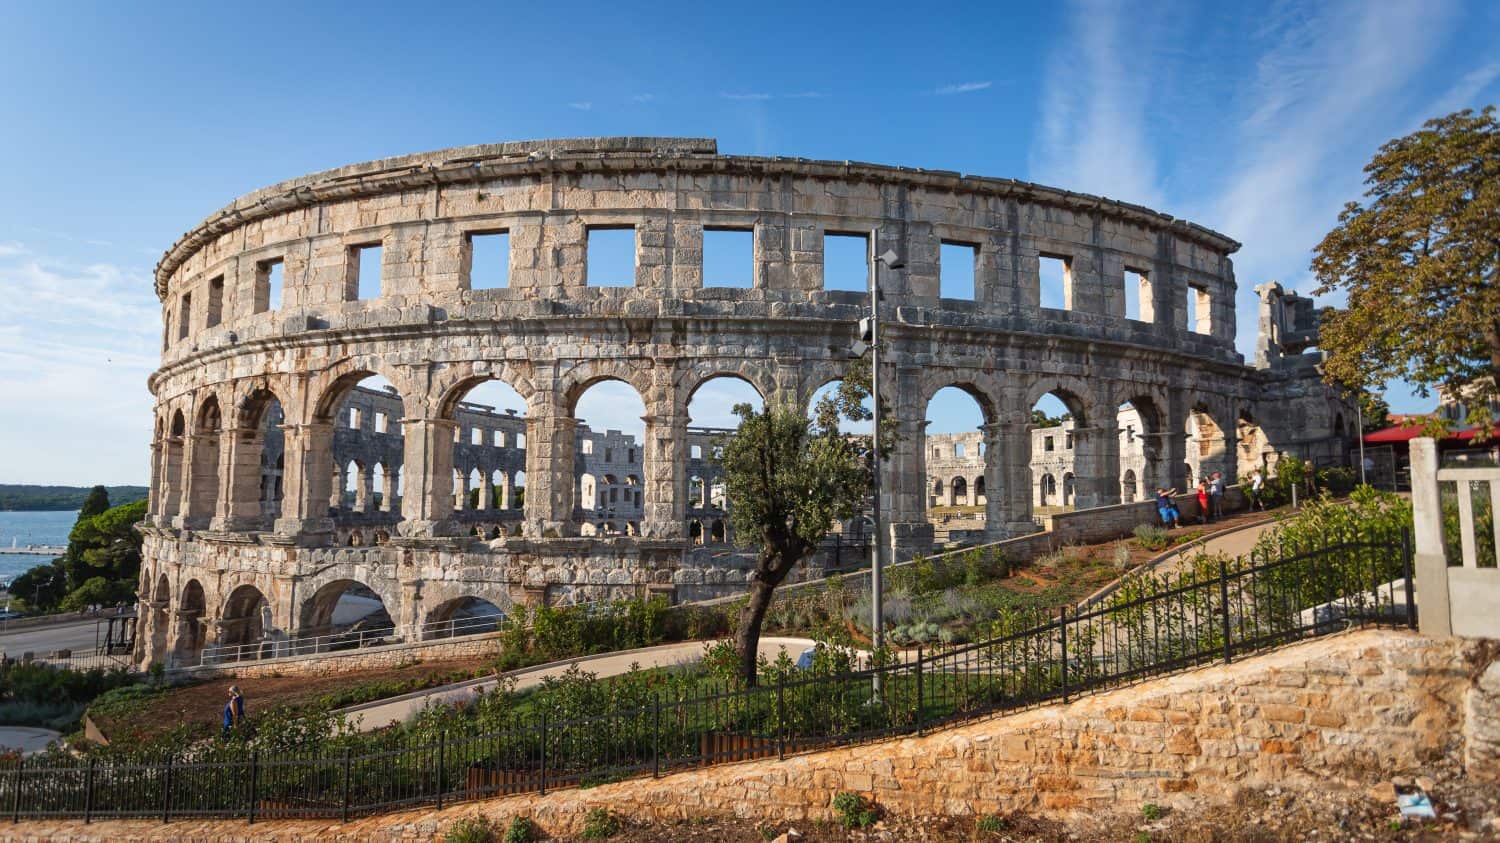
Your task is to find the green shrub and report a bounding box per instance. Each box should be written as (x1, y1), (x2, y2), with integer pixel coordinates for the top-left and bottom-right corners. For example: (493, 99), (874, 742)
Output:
(976, 813), (1006, 833)
(832, 792), (877, 829)
(444, 814), (498, 843)
(502, 815), (539, 843)
(1132, 524), (1172, 551)
(1140, 803), (1164, 821)
(582, 807), (620, 838)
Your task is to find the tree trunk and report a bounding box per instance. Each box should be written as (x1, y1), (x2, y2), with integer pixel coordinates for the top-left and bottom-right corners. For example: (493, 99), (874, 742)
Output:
(735, 575), (778, 687)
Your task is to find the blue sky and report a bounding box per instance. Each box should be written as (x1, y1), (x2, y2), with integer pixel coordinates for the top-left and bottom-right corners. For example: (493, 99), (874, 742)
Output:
(1, 0), (1496, 485)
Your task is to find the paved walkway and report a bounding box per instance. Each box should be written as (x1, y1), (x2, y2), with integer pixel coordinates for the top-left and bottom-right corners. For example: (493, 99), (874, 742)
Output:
(339, 635), (820, 731)
(0, 727), (60, 756)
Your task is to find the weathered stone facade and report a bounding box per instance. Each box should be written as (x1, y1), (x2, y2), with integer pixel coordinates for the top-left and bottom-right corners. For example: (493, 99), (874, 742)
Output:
(139, 136), (1352, 670)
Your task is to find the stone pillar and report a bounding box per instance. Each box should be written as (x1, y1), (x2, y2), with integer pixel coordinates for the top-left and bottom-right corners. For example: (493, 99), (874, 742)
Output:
(398, 417), (458, 536)
(382, 464), (399, 513)
(499, 473), (512, 510)
(147, 439), (163, 520)
(989, 414), (1036, 537)
(213, 426), (266, 531)
(357, 463), (374, 514)
(179, 430), (220, 529)
(274, 421), (335, 538)
(1071, 424), (1122, 509)
(642, 409), (688, 540)
(524, 411), (578, 537)
(888, 415), (933, 560)
(477, 472), (493, 511)
(330, 461), (346, 513)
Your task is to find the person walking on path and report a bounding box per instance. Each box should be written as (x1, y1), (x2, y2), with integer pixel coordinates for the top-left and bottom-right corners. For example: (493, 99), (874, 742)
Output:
(1249, 469), (1266, 511)
(222, 685), (245, 736)
(1196, 480), (1212, 524)
(1155, 487), (1182, 528)
(1209, 472), (1226, 520)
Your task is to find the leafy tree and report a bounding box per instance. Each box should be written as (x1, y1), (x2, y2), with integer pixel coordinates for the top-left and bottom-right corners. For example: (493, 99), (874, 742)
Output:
(60, 499), (147, 602)
(78, 485), (110, 520)
(720, 387), (871, 686)
(7, 562), (67, 612)
(1030, 409), (1067, 428)
(1357, 391), (1392, 434)
(1311, 107), (1500, 437)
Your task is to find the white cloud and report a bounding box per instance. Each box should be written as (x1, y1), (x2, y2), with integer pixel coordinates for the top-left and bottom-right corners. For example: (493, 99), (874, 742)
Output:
(935, 81), (991, 96)
(568, 101), (592, 111)
(0, 244), (159, 485)
(0, 242), (24, 257)
(1427, 60), (1500, 119)
(720, 91), (773, 101)
(1028, 0), (1167, 209)
(631, 93), (656, 103)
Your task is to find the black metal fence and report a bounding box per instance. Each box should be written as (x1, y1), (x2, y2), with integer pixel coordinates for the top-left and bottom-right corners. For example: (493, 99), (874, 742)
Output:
(5, 528), (1412, 824)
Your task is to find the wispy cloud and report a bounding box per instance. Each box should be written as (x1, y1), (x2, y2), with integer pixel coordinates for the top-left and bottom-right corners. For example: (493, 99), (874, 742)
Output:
(720, 91), (774, 101)
(784, 91), (824, 99)
(935, 81), (991, 95)
(568, 101), (592, 111)
(1028, 0), (1166, 209)
(631, 93), (656, 103)
(1427, 59), (1500, 119)
(0, 244), (159, 484)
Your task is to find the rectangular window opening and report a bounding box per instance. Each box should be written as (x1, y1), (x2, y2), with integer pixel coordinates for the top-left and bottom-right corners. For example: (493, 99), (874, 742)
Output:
(703, 228), (754, 288)
(587, 226), (637, 288)
(256, 259), (284, 313)
(471, 428), (483, 446)
(516, 432), (526, 449)
(1124, 269), (1149, 322)
(822, 232), (869, 292)
(493, 430), (504, 447)
(349, 408), (362, 430)
(375, 412), (388, 434)
(1188, 284), (1211, 334)
(349, 243), (383, 301)
(177, 293), (192, 340)
(940, 242), (977, 300)
(582, 440), (594, 455)
(1039, 254), (1070, 310)
(206, 276), (224, 328)
(468, 231), (510, 290)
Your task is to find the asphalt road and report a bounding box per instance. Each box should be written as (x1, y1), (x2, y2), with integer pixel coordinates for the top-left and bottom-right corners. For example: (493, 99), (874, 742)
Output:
(0, 617), (116, 657)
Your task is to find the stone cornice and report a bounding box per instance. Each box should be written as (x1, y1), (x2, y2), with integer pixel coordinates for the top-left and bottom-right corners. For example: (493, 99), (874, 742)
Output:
(154, 137), (1240, 298)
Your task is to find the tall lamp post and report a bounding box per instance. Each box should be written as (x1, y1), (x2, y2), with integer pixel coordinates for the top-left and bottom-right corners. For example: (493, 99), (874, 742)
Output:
(867, 234), (903, 688)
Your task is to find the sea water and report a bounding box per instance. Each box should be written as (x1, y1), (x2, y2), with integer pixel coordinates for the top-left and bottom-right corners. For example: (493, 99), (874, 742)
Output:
(0, 510), (78, 587)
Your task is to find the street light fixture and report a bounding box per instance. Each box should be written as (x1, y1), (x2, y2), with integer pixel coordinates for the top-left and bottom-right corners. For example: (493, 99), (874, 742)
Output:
(867, 235), (903, 692)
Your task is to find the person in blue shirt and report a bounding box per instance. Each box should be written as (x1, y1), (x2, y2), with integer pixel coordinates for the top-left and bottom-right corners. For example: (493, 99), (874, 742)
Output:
(1154, 487), (1181, 528)
(222, 685), (245, 736)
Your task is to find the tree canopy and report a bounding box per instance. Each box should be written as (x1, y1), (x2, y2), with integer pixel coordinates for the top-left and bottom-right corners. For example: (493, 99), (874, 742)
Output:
(8, 498), (146, 613)
(1311, 106), (1500, 434)
(719, 380), (872, 685)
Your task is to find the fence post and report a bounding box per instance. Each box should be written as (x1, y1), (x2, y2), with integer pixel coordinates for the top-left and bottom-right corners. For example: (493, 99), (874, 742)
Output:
(1402, 527), (1417, 630)
(1219, 555), (1233, 664)
(83, 758), (95, 824)
(341, 746), (352, 824)
(9, 758), (20, 824)
(652, 694), (661, 778)
(247, 751), (258, 824)
(160, 755), (172, 824)
(539, 713), (548, 797)
(1409, 438), (1452, 635)
(1059, 606), (1069, 704)
(434, 731), (446, 811)
(776, 678), (786, 761)
(914, 646), (924, 736)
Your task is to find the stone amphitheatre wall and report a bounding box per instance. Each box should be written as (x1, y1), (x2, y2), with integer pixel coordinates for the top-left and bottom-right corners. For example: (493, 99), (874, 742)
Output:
(136, 136), (1354, 670)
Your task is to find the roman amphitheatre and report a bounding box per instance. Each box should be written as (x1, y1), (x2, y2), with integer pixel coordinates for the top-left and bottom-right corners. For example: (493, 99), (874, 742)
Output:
(137, 136), (1353, 670)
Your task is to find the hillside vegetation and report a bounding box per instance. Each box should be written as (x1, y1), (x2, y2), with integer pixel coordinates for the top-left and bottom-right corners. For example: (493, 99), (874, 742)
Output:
(0, 484), (148, 512)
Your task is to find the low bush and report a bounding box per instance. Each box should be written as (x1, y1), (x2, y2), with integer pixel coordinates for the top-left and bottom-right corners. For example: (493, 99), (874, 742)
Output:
(1132, 524), (1172, 551)
(582, 807), (620, 838)
(832, 792), (877, 829)
(502, 815), (539, 843)
(444, 814), (498, 843)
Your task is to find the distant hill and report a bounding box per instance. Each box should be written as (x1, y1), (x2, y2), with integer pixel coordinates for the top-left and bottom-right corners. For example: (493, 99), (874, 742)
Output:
(0, 485), (149, 512)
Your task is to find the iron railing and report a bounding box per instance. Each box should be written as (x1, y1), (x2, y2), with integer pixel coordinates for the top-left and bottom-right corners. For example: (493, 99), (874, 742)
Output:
(4, 527), (1411, 824)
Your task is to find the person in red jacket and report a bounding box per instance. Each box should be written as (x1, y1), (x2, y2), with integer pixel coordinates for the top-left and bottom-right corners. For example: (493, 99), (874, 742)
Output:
(1196, 480), (1211, 524)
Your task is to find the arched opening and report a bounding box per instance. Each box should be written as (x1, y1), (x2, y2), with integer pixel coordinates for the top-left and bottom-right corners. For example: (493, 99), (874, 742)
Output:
(974, 476), (986, 504)
(297, 579), (394, 650)
(580, 473), (598, 511)
(184, 396), (222, 527)
(173, 579), (207, 664)
(1186, 405), (1227, 486)
(1029, 391), (1081, 512)
(924, 385), (991, 529)
(149, 573), (171, 661)
(232, 389), (285, 528)
(685, 375), (763, 528)
(689, 519), (703, 544)
(709, 519), (726, 544)
(219, 584), (270, 653)
(571, 378), (646, 528)
(1117, 397), (1163, 501)
(161, 410), (187, 521)
(1236, 409), (1270, 479)
(322, 374), (405, 524)
(930, 478), (944, 507)
(424, 596), (505, 640)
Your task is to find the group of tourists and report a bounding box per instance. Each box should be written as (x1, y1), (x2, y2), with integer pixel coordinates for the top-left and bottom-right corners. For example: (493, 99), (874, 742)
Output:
(1154, 467), (1270, 529)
